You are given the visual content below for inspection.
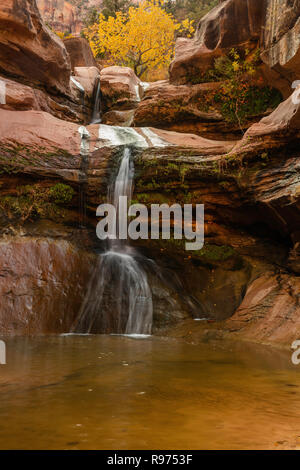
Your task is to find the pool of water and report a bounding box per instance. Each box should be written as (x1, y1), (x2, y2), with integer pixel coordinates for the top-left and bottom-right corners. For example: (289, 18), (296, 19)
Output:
(0, 334), (299, 450)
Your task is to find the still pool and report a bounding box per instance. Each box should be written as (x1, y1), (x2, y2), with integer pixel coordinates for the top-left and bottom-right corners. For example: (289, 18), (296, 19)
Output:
(0, 335), (299, 450)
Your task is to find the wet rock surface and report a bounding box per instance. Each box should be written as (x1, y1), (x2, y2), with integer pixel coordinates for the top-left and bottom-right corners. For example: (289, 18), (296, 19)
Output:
(0, 235), (95, 334)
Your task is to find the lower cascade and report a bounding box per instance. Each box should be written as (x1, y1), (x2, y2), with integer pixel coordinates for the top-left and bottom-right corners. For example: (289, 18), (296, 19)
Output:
(91, 80), (101, 124)
(72, 147), (153, 335)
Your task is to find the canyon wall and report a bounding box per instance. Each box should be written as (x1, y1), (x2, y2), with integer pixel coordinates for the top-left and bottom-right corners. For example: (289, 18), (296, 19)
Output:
(36, 0), (102, 34)
(0, 0), (299, 345)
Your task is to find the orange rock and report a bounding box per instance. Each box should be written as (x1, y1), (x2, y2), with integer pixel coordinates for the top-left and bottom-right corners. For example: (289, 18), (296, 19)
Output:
(64, 37), (97, 71)
(0, 236), (95, 334)
(0, 0), (71, 95)
(225, 273), (300, 346)
(100, 66), (141, 111)
(169, 0), (263, 85)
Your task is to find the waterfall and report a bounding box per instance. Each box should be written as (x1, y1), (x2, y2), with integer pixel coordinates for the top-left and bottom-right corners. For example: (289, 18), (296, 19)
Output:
(91, 80), (101, 124)
(78, 126), (90, 228)
(72, 146), (153, 335)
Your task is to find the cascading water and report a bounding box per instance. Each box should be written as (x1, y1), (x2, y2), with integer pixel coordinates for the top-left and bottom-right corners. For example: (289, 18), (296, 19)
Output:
(78, 126), (90, 228)
(72, 145), (153, 335)
(91, 80), (101, 124)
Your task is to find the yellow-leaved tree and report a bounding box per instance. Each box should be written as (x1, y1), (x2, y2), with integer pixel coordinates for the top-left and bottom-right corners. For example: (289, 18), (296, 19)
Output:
(87, 0), (194, 78)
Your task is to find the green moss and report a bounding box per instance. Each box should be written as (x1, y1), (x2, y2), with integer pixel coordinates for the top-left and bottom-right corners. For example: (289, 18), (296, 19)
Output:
(146, 235), (236, 263)
(49, 183), (75, 204)
(196, 244), (235, 261)
(0, 183), (75, 223)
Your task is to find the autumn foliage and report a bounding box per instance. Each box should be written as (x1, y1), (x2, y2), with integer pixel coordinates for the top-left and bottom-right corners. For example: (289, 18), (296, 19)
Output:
(194, 49), (281, 126)
(86, 0), (194, 78)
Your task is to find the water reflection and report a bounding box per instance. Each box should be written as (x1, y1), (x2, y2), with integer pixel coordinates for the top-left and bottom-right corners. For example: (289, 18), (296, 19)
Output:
(0, 335), (299, 450)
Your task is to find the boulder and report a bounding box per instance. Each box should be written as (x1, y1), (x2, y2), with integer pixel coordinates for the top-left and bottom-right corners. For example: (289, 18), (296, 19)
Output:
(101, 109), (135, 127)
(0, 76), (50, 111)
(0, 0), (71, 95)
(0, 76), (85, 122)
(169, 0), (264, 85)
(100, 66), (141, 111)
(72, 66), (100, 99)
(64, 37), (97, 70)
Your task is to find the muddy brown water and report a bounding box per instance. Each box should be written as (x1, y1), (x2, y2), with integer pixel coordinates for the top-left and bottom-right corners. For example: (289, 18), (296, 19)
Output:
(0, 334), (299, 450)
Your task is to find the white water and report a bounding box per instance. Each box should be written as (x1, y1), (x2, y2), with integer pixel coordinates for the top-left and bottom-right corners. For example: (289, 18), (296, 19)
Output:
(73, 146), (153, 335)
(91, 80), (101, 124)
(70, 76), (85, 93)
(135, 81), (150, 102)
(141, 127), (170, 147)
(96, 124), (149, 148)
(0, 80), (6, 105)
(96, 124), (170, 149)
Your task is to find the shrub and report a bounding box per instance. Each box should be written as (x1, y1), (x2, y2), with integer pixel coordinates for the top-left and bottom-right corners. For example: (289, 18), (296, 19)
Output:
(203, 48), (282, 125)
(49, 184), (75, 205)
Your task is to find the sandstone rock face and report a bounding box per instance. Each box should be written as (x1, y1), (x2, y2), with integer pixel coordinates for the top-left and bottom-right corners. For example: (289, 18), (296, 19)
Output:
(0, 76), (50, 112)
(169, 0), (264, 85)
(72, 66), (100, 98)
(133, 79), (255, 139)
(0, 0), (71, 95)
(36, 0), (83, 34)
(0, 75), (87, 122)
(64, 37), (97, 70)
(0, 236), (95, 334)
(225, 273), (300, 346)
(101, 109), (135, 127)
(262, 0), (300, 64)
(0, 109), (235, 188)
(0, 1), (105, 123)
(260, 0), (300, 96)
(0, 109), (80, 158)
(169, 0), (300, 101)
(100, 66), (142, 112)
(0, 108), (235, 157)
